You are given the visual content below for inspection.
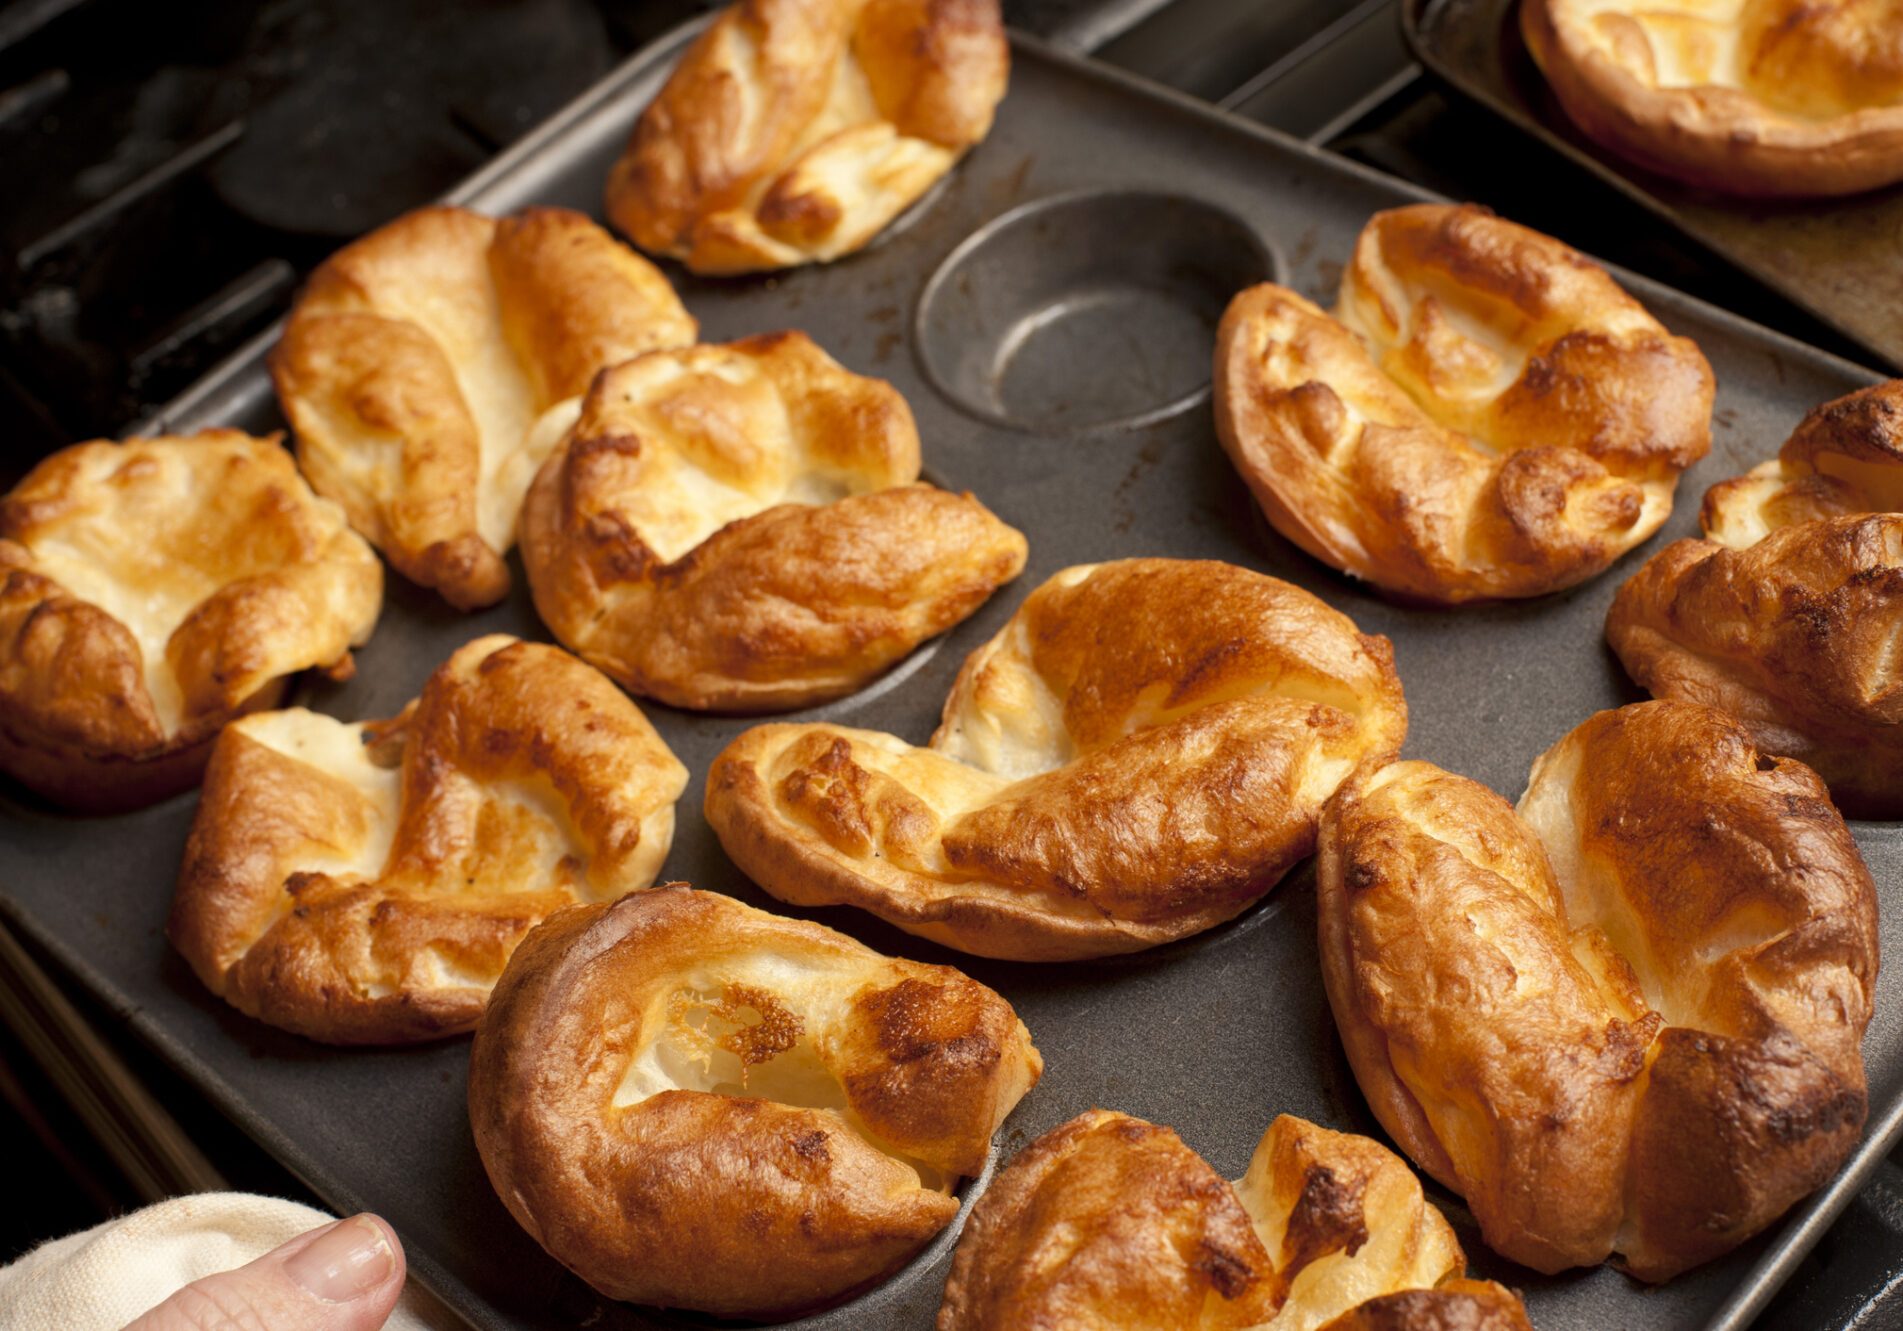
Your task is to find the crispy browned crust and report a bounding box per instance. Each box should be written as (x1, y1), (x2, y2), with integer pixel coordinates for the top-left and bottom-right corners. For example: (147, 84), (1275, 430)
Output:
(604, 0), (1008, 273)
(467, 885), (1041, 1316)
(520, 329), (1026, 711)
(0, 683), (280, 813)
(1703, 379), (1903, 539)
(271, 205), (695, 610)
(1214, 203), (1712, 605)
(706, 558), (1407, 960)
(1607, 519), (1903, 814)
(1608, 379), (1903, 815)
(169, 635), (686, 1044)
(939, 1111), (1278, 1330)
(0, 430), (381, 812)
(487, 207), (699, 405)
(1317, 701), (1878, 1281)
(937, 1109), (1529, 1331)
(1315, 1284), (1535, 1331)
(1523, 0), (1903, 198)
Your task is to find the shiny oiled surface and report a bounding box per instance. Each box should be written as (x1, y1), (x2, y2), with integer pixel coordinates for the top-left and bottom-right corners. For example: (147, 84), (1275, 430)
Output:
(0, 27), (1889, 1331)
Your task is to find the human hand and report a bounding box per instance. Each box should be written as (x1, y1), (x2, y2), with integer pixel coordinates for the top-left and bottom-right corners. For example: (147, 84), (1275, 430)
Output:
(121, 1213), (405, 1331)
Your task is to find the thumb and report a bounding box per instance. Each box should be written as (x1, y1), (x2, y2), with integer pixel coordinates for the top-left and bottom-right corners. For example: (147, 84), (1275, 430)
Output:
(122, 1213), (406, 1331)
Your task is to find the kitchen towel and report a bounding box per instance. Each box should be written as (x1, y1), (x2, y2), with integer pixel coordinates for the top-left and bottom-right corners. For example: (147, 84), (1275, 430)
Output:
(0, 1192), (459, 1329)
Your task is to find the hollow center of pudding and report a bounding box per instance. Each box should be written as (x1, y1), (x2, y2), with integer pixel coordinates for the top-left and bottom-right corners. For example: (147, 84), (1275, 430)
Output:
(931, 612), (1078, 780)
(1579, 2), (1747, 88)
(625, 983), (850, 1107)
(244, 708), (612, 897)
(1812, 449), (1903, 513)
(233, 707), (642, 998)
(28, 543), (213, 737)
(455, 312), (540, 555)
(1334, 241), (1676, 560)
(1515, 744), (1785, 1033)
(587, 355), (871, 565)
(930, 565), (1384, 790)
(344, 247), (544, 554)
(614, 976), (946, 1191)
(1575, 0), (1903, 118)
(1702, 463), (1786, 548)
(21, 447), (327, 735)
(1336, 264), (1533, 455)
(238, 709), (401, 880)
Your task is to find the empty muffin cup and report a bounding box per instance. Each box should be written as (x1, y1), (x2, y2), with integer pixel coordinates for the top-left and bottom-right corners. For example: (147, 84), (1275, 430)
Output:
(915, 190), (1277, 433)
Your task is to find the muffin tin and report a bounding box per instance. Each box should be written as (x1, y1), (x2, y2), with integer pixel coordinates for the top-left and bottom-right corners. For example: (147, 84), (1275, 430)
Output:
(2, 20), (1895, 1331)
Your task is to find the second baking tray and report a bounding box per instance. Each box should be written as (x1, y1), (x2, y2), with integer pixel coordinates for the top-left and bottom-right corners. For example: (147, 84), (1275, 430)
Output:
(1403, 0), (1903, 376)
(6, 20), (1897, 1331)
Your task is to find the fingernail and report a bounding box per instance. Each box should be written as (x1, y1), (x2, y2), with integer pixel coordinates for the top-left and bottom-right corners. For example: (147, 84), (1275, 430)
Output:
(284, 1215), (394, 1302)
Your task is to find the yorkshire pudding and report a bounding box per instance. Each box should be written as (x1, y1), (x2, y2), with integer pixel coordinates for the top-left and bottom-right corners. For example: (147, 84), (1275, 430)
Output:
(605, 0), (1008, 273)
(1608, 379), (1903, 815)
(467, 885), (1041, 1317)
(937, 1108), (1532, 1331)
(1318, 701), (1877, 1280)
(1214, 203), (1713, 604)
(272, 205), (696, 610)
(519, 329), (1026, 711)
(706, 558), (1406, 960)
(0, 430), (380, 812)
(1523, 0), (1903, 197)
(170, 635), (685, 1044)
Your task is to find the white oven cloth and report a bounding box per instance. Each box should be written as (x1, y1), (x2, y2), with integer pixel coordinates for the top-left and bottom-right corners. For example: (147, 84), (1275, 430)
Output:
(0, 1192), (461, 1330)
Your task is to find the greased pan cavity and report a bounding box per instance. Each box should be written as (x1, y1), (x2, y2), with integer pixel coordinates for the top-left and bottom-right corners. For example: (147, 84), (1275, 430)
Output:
(0, 20), (1891, 1331)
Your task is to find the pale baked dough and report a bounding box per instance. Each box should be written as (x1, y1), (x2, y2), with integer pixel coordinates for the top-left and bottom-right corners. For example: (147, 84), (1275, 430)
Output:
(1318, 701), (1877, 1280)
(272, 205), (696, 609)
(606, 0), (1009, 273)
(519, 329), (1027, 710)
(467, 885), (1041, 1317)
(1214, 203), (1713, 604)
(1524, 0), (1903, 196)
(937, 1108), (1533, 1331)
(706, 558), (1407, 959)
(169, 635), (686, 1044)
(1608, 378), (1903, 815)
(0, 430), (381, 812)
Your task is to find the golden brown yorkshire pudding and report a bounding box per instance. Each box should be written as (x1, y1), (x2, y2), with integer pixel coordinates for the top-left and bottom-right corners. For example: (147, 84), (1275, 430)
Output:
(1608, 379), (1903, 816)
(706, 558), (1406, 960)
(937, 1108), (1532, 1331)
(519, 329), (1026, 711)
(1214, 203), (1713, 605)
(169, 635), (685, 1044)
(1522, 0), (1903, 197)
(271, 205), (696, 610)
(0, 430), (381, 813)
(606, 0), (1008, 273)
(468, 885), (1041, 1317)
(1318, 701), (1878, 1281)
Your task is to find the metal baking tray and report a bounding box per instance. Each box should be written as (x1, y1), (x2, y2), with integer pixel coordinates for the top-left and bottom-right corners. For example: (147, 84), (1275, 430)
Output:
(1403, 0), (1903, 376)
(3, 18), (1894, 1331)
